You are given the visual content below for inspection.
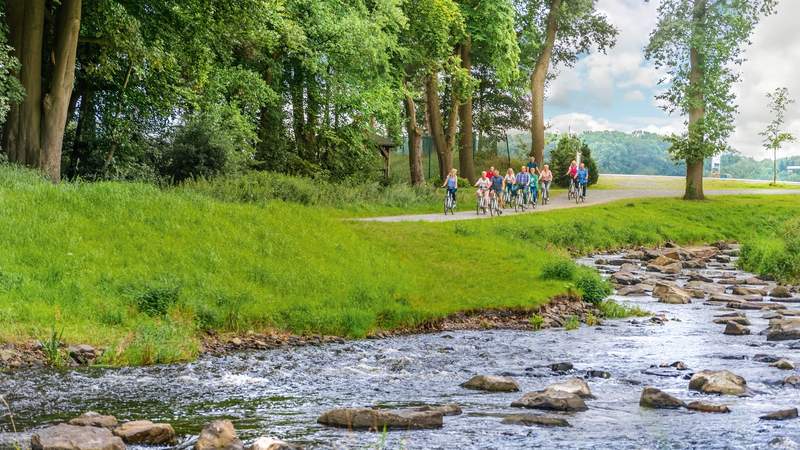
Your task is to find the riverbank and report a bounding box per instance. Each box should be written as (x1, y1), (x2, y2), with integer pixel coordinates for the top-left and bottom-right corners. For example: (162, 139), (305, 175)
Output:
(1, 165), (800, 366)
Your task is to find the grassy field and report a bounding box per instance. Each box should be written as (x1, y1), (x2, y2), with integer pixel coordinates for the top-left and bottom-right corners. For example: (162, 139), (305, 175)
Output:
(1, 165), (799, 366)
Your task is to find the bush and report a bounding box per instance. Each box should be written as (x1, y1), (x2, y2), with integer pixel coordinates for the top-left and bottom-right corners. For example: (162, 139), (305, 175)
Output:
(529, 314), (544, 330)
(597, 300), (649, 318)
(540, 259), (577, 280)
(564, 315), (580, 331)
(130, 281), (181, 317)
(575, 269), (612, 304)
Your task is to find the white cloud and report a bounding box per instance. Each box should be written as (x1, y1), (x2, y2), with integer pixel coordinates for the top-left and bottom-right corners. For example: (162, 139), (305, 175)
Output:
(547, 113), (614, 133)
(623, 90), (645, 102)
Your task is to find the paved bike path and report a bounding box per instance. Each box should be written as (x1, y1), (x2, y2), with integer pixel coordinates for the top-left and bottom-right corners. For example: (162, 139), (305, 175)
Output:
(357, 188), (800, 223)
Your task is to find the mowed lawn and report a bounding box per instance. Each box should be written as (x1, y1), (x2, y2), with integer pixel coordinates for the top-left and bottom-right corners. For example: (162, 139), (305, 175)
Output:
(1, 166), (799, 365)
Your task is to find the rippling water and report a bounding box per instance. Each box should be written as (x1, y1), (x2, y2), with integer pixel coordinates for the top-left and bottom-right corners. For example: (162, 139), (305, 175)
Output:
(2, 254), (799, 449)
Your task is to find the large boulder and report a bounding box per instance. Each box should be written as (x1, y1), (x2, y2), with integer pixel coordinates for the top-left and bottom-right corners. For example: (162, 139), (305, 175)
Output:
(648, 258), (683, 274)
(723, 322), (751, 336)
(511, 390), (587, 412)
(687, 401), (730, 413)
(501, 414), (570, 427)
(31, 424), (125, 450)
(771, 359), (795, 370)
(639, 387), (685, 409)
(686, 246), (718, 260)
(196, 420), (244, 450)
(612, 271), (641, 286)
(767, 318), (800, 341)
(461, 375), (519, 392)
(248, 437), (302, 450)
(688, 370), (747, 396)
(113, 421), (175, 446)
(617, 284), (649, 296)
(652, 282), (692, 304)
(317, 408), (443, 430)
(543, 378), (593, 398)
(68, 412), (118, 429)
(733, 286), (766, 296)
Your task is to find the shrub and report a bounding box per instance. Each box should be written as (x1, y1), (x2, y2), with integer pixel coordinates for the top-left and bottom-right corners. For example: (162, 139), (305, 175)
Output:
(131, 282), (181, 317)
(564, 315), (580, 331)
(575, 269), (612, 304)
(540, 259), (577, 281)
(585, 312), (600, 326)
(740, 218), (800, 282)
(597, 300), (649, 319)
(529, 314), (544, 330)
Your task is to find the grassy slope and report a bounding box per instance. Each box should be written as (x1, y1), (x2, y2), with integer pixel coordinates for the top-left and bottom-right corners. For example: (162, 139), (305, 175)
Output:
(2, 166), (799, 365)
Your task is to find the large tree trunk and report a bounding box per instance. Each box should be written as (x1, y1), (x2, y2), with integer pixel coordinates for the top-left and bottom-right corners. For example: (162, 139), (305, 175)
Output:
(425, 73), (457, 180)
(530, 0), (562, 165)
(404, 92), (424, 186)
(684, 0), (706, 200)
(4, 0), (81, 182)
(458, 37), (476, 182)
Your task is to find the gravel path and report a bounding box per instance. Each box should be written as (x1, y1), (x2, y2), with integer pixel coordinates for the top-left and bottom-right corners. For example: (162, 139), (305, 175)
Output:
(358, 187), (800, 223)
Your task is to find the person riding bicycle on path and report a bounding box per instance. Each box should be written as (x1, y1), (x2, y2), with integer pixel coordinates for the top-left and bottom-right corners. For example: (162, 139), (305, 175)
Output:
(487, 166), (497, 179)
(490, 170), (504, 214)
(576, 163), (589, 198)
(526, 157), (539, 176)
(503, 168), (515, 208)
(529, 168), (539, 206)
(515, 166), (531, 202)
(475, 171), (492, 204)
(567, 160), (578, 193)
(441, 168), (459, 206)
(540, 164), (553, 201)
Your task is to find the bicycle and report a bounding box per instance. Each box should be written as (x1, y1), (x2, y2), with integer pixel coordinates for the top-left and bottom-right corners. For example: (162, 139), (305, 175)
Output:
(503, 188), (512, 207)
(476, 189), (489, 215)
(529, 185), (538, 209)
(489, 191), (502, 217)
(443, 188), (456, 215)
(541, 181), (550, 205)
(568, 178), (576, 200)
(576, 182), (586, 204)
(514, 186), (527, 213)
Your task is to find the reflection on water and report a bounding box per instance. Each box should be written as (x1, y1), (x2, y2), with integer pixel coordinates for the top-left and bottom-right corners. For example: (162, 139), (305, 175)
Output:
(2, 254), (799, 449)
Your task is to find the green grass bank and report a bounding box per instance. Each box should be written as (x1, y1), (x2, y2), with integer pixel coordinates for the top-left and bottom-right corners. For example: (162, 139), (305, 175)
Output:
(1, 166), (799, 365)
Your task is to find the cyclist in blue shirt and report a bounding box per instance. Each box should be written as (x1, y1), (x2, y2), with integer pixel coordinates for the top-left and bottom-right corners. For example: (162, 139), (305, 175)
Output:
(441, 168), (459, 206)
(490, 171), (504, 214)
(515, 166), (531, 203)
(576, 163), (589, 198)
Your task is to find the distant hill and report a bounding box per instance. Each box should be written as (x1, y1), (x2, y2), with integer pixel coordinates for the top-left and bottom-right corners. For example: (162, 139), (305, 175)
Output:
(505, 130), (800, 181)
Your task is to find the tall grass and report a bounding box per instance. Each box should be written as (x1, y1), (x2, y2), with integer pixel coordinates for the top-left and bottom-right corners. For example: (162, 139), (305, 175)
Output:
(739, 217), (800, 282)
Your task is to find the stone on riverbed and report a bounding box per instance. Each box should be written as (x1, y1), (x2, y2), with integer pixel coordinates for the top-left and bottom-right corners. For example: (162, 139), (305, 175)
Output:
(501, 414), (570, 427)
(617, 284), (649, 296)
(544, 378), (593, 398)
(248, 436), (303, 450)
(685, 281), (725, 295)
(31, 424), (125, 450)
(317, 408), (443, 430)
(766, 318), (800, 341)
(783, 375), (800, 387)
(461, 375), (519, 392)
(511, 390), (588, 412)
(688, 370), (747, 396)
(113, 420), (176, 446)
(639, 387), (685, 409)
(68, 412), (118, 429)
(687, 401), (730, 413)
(648, 258), (683, 274)
(196, 420), (244, 450)
(733, 286), (767, 296)
(723, 322), (751, 336)
(713, 315), (750, 326)
(550, 362), (574, 372)
(412, 404), (462, 416)
(760, 408), (798, 421)
(653, 283), (692, 304)
(770, 286), (793, 298)
(771, 359), (795, 370)
(612, 271), (641, 286)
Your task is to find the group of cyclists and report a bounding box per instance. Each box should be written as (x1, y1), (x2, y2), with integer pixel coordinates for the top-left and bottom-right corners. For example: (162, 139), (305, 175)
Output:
(442, 157), (589, 215)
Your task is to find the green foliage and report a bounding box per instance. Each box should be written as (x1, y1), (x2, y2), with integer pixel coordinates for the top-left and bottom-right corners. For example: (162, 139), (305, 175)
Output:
(540, 259), (577, 281)
(645, 0), (777, 162)
(585, 312), (599, 326)
(130, 281), (181, 317)
(574, 268), (612, 304)
(529, 313), (544, 330)
(564, 315), (580, 331)
(549, 134), (599, 187)
(740, 217), (800, 283)
(39, 328), (64, 367)
(597, 300), (649, 319)
(0, 10), (22, 124)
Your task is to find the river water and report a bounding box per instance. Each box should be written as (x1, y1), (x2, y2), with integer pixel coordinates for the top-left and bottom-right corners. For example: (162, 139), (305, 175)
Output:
(2, 253), (799, 449)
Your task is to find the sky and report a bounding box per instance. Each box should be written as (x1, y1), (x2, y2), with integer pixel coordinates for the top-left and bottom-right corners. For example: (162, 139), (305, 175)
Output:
(544, 0), (800, 160)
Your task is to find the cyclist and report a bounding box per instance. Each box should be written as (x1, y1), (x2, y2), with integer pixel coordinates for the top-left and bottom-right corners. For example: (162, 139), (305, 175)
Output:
(490, 170), (504, 214)
(576, 162), (589, 198)
(474, 170), (491, 205)
(566, 160), (578, 195)
(515, 166), (531, 204)
(540, 164), (553, 202)
(503, 168), (516, 207)
(441, 168), (459, 207)
(526, 156), (539, 176)
(487, 166), (497, 179)
(529, 168), (539, 206)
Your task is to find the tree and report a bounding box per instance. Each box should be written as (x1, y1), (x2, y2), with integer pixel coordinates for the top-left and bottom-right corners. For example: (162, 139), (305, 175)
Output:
(4, 0), (82, 182)
(760, 87), (795, 185)
(645, 0), (777, 200)
(516, 0), (616, 166)
(549, 133), (598, 187)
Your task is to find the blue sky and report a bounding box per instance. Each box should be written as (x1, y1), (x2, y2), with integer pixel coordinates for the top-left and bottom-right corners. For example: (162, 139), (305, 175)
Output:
(543, 0), (800, 159)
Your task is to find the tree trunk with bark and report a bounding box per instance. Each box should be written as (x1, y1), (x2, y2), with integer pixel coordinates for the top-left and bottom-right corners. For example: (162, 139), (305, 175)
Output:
(684, 0), (706, 200)
(4, 0), (81, 182)
(425, 72), (458, 181)
(404, 92), (424, 186)
(458, 37), (475, 182)
(530, 0), (562, 166)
